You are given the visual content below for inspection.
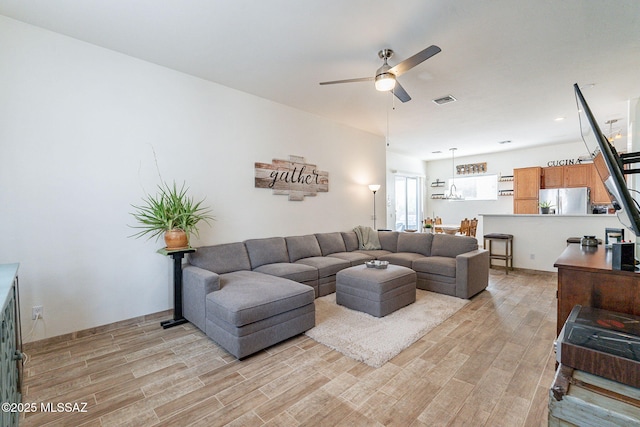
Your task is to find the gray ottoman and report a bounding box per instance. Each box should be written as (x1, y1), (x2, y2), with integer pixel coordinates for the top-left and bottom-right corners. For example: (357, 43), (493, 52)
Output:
(336, 264), (417, 317)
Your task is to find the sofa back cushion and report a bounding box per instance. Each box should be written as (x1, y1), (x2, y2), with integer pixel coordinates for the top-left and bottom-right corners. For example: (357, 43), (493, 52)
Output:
(431, 234), (478, 258)
(378, 231), (399, 252)
(315, 232), (347, 255)
(244, 237), (289, 269)
(188, 242), (251, 274)
(341, 231), (359, 252)
(397, 232), (434, 257)
(285, 234), (322, 262)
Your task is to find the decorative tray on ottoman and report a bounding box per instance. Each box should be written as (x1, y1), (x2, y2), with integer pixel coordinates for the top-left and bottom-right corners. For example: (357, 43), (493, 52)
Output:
(365, 260), (389, 269)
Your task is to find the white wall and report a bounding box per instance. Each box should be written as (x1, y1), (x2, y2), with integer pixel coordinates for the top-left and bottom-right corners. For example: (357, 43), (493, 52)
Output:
(0, 17), (386, 342)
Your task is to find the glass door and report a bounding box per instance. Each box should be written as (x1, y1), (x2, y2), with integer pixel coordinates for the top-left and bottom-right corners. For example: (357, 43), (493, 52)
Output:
(395, 176), (422, 231)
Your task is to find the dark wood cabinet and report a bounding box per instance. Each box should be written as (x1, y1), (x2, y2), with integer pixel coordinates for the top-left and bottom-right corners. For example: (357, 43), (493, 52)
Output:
(554, 244), (640, 335)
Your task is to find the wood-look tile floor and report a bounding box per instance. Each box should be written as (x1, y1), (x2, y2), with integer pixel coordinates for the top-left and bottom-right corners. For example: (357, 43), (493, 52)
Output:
(20, 269), (558, 426)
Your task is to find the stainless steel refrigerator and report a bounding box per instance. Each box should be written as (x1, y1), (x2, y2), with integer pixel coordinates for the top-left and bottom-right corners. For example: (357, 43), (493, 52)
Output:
(538, 187), (590, 214)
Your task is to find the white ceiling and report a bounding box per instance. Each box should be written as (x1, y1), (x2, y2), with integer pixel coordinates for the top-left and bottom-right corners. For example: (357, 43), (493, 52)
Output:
(2, 0), (640, 160)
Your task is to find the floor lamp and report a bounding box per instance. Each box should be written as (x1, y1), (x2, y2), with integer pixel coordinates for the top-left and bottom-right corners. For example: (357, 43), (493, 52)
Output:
(368, 184), (381, 230)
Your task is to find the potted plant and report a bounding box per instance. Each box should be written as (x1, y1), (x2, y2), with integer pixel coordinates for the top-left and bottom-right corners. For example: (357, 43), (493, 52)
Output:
(423, 219), (434, 233)
(129, 181), (214, 249)
(539, 200), (553, 214)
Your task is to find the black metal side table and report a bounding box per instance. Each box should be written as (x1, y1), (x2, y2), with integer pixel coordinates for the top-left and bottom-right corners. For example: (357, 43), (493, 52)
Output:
(157, 247), (196, 329)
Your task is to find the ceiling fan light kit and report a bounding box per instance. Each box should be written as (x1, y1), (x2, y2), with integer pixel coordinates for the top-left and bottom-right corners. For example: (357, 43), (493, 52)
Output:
(374, 50), (396, 92)
(375, 73), (396, 91)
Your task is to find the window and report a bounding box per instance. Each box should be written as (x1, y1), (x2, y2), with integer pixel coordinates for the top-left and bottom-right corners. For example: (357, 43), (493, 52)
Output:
(395, 176), (422, 231)
(447, 174), (498, 200)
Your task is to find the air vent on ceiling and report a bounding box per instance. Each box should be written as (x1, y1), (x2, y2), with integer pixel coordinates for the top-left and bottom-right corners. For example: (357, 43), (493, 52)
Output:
(432, 95), (457, 105)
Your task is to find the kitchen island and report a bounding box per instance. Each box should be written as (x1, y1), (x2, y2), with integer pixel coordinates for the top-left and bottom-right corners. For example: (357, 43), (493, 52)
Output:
(480, 214), (633, 271)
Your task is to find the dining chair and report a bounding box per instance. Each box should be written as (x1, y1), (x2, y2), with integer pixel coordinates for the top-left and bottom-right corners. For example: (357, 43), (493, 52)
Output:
(469, 218), (478, 237)
(434, 217), (443, 233)
(459, 218), (470, 236)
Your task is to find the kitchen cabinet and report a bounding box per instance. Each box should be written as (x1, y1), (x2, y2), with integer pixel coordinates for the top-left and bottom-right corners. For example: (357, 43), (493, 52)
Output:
(542, 166), (564, 188)
(513, 167), (541, 214)
(564, 163), (591, 187)
(590, 161), (612, 205)
(513, 198), (540, 215)
(542, 164), (590, 188)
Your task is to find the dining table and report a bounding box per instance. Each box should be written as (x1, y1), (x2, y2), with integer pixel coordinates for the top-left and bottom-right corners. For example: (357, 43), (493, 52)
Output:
(439, 224), (461, 235)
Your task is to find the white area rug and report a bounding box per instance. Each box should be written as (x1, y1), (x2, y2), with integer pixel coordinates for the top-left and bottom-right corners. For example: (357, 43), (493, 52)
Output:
(305, 290), (469, 367)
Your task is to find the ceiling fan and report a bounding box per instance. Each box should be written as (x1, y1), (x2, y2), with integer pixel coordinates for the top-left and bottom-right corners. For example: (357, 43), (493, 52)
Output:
(319, 45), (441, 103)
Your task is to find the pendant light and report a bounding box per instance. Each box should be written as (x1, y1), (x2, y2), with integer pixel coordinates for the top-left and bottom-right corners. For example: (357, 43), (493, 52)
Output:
(446, 148), (463, 200)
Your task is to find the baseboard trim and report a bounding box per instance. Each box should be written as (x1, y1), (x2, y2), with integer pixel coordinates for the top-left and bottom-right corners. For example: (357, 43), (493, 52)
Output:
(23, 309), (173, 351)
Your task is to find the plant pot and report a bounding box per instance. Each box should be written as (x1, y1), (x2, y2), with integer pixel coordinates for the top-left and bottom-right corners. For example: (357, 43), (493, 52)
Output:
(540, 207), (550, 214)
(164, 229), (188, 250)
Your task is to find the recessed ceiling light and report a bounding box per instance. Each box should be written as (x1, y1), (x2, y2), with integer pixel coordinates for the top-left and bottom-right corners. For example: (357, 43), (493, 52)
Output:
(580, 83), (595, 90)
(432, 150), (442, 153)
(554, 117), (565, 121)
(497, 140), (512, 145)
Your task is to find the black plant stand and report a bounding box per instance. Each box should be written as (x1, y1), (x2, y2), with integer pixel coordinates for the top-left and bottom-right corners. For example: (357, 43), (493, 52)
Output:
(157, 247), (195, 329)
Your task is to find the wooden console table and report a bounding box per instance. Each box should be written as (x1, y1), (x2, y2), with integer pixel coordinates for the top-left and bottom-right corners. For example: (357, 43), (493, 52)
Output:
(554, 244), (640, 335)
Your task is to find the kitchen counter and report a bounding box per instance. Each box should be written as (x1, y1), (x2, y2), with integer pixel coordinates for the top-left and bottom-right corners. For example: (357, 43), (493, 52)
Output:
(480, 213), (633, 271)
(481, 214), (617, 217)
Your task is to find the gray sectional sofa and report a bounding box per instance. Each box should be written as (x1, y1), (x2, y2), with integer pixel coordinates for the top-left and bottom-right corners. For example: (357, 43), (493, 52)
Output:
(182, 230), (489, 359)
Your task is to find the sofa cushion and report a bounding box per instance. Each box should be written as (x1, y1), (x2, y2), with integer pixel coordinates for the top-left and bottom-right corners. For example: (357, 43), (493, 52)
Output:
(378, 231), (399, 252)
(341, 231), (359, 252)
(207, 271), (314, 327)
(396, 232), (434, 257)
(412, 256), (456, 278)
(431, 234), (478, 258)
(355, 249), (393, 258)
(315, 232), (347, 255)
(328, 251), (375, 266)
(253, 262), (318, 283)
(244, 237), (289, 268)
(295, 256), (350, 278)
(378, 252), (426, 269)
(188, 242), (251, 274)
(285, 235), (322, 262)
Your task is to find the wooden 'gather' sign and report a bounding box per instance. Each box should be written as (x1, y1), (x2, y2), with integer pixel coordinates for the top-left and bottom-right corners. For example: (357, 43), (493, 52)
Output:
(255, 155), (329, 201)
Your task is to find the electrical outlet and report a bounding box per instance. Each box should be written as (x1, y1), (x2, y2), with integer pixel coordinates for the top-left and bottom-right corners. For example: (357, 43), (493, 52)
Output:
(32, 305), (43, 320)
(530, 254), (535, 260)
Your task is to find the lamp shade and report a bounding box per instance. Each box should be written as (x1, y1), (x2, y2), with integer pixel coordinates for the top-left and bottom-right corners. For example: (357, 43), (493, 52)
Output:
(368, 184), (381, 192)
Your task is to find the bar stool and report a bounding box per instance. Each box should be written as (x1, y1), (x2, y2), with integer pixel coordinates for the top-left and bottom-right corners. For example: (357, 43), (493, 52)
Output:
(483, 233), (514, 274)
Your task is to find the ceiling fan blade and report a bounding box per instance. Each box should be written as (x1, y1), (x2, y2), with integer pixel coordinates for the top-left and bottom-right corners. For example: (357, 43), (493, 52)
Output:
(393, 82), (411, 103)
(319, 77), (374, 85)
(388, 45), (441, 77)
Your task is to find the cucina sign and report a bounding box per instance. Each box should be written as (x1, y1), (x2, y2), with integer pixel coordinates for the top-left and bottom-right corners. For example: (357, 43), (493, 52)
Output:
(547, 158), (585, 167)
